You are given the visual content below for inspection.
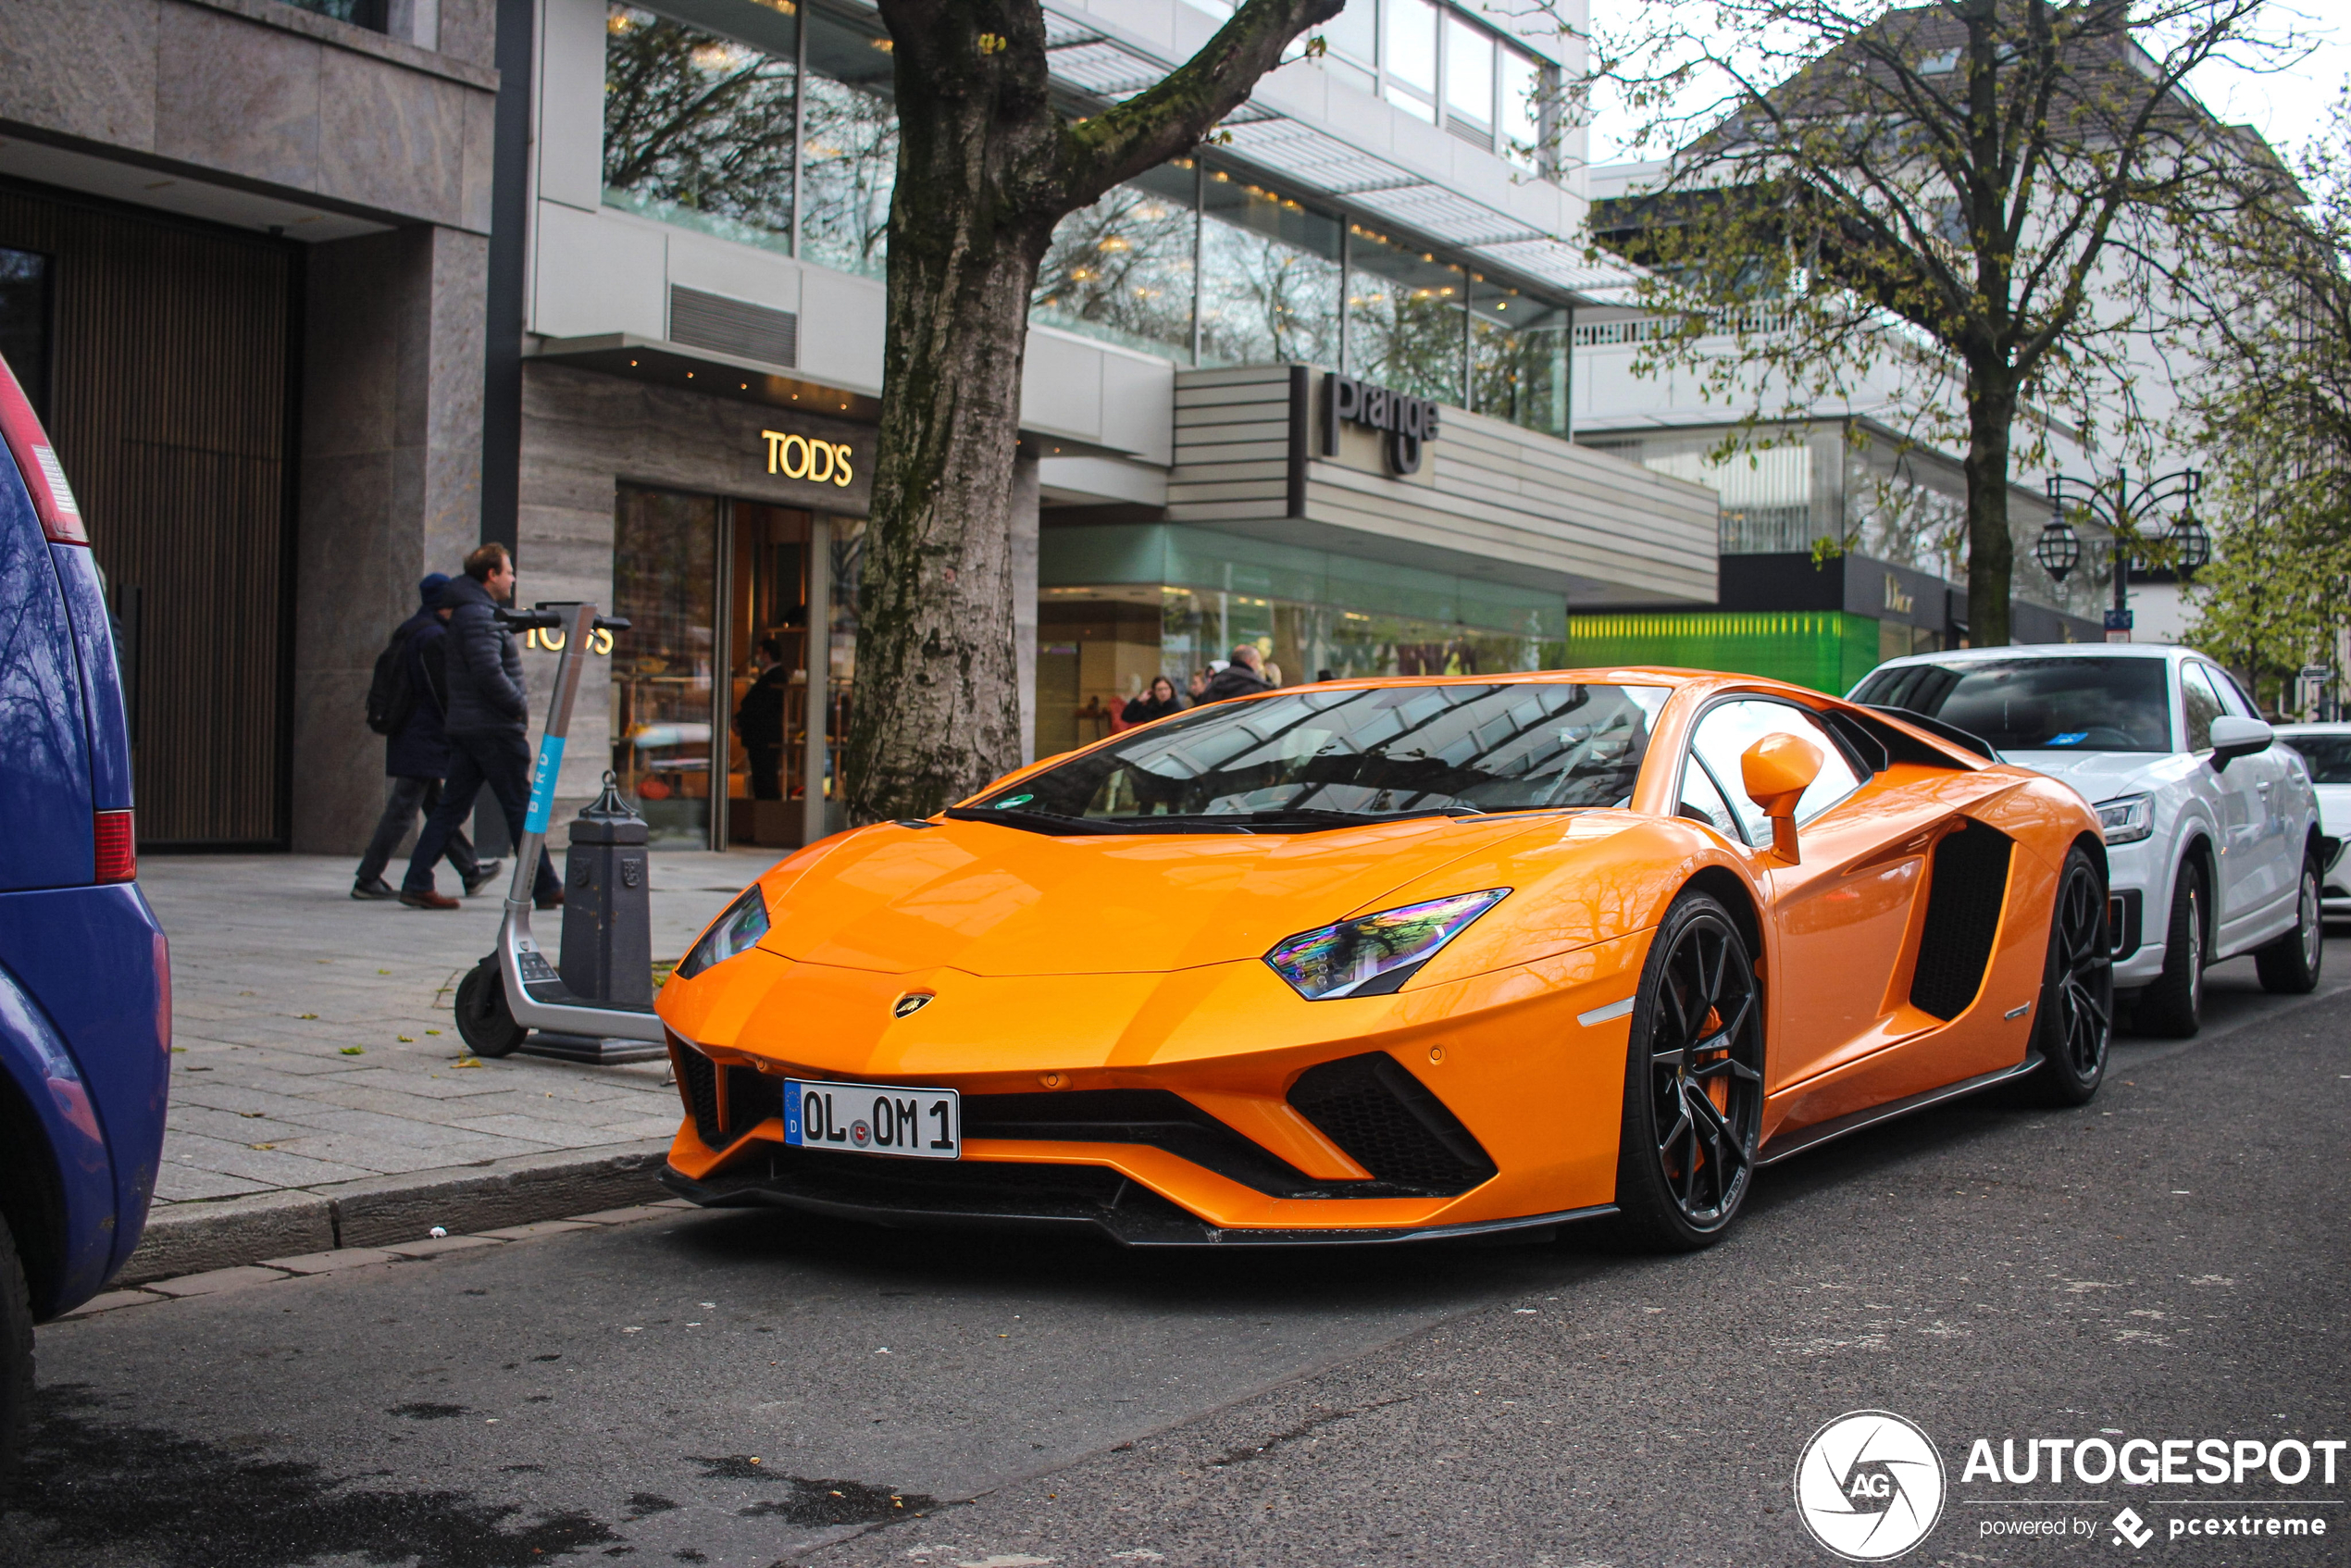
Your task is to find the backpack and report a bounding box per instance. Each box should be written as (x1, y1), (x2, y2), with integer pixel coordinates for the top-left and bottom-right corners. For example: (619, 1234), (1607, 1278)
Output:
(365, 626), (418, 736)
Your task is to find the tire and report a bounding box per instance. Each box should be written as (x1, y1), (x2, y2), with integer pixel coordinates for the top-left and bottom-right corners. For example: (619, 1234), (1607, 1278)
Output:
(0, 1212), (33, 1494)
(2134, 859), (2207, 1039)
(454, 957), (529, 1058)
(2254, 853), (2325, 995)
(1609, 890), (1766, 1251)
(2019, 846), (2113, 1106)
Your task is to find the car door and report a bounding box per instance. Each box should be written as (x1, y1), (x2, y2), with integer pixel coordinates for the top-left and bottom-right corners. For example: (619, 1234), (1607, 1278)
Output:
(1685, 698), (1925, 1095)
(2180, 661), (2273, 942)
(2208, 664), (2300, 926)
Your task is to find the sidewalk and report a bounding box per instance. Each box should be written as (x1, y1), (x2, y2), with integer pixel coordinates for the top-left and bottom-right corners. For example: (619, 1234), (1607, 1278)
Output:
(127, 849), (772, 1279)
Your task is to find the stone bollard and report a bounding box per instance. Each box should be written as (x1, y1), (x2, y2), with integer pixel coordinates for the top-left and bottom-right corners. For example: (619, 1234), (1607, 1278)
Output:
(558, 773), (652, 1008)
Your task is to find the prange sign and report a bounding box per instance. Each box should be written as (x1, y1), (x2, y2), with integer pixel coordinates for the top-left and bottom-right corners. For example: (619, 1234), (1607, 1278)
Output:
(1323, 373), (1442, 475)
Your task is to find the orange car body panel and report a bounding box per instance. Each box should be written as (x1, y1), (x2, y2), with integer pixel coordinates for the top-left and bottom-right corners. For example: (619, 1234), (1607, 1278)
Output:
(655, 667), (2103, 1238)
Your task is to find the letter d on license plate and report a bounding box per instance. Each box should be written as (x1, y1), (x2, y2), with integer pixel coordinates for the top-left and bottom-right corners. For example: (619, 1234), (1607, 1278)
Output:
(784, 1079), (960, 1159)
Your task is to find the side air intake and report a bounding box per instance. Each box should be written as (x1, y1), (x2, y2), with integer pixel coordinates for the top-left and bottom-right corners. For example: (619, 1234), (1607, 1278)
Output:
(670, 1036), (782, 1151)
(1909, 820), (2015, 1020)
(1287, 1052), (1498, 1195)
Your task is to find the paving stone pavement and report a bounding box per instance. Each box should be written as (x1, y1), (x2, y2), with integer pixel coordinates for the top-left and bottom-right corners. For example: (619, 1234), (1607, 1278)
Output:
(140, 850), (776, 1215)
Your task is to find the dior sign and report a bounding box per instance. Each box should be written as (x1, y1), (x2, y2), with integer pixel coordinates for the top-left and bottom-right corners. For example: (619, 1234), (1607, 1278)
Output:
(1323, 373), (1443, 475)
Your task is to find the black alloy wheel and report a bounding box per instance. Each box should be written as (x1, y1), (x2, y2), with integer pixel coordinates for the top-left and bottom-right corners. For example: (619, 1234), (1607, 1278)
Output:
(454, 956), (529, 1057)
(2134, 859), (2207, 1039)
(2021, 846), (2113, 1106)
(1611, 891), (1766, 1251)
(2254, 853), (2325, 995)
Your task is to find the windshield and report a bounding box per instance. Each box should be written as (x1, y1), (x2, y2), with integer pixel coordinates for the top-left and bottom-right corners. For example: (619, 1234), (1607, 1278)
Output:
(964, 682), (1670, 831)
(2283, 735), (2351, 784)
(1852, 658), (2171, 753)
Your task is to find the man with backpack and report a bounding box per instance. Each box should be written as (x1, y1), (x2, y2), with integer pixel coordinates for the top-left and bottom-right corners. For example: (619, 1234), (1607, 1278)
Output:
(352, 573), (496, 900)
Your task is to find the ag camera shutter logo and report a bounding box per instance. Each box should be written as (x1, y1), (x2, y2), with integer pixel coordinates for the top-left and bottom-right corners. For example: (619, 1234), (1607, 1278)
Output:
(1794, 1410), (1947, 1561)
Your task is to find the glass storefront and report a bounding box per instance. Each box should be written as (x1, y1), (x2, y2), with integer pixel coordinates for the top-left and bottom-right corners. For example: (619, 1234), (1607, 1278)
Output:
(611, 482), (863, 849)
(612, 486), (720, 845)
(1035, 524), (1565, 756)
(599, 3), (1578, 442)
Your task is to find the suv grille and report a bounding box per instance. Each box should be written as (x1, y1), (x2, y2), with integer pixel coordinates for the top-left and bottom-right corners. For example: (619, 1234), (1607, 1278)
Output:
(1287, 1053), (1497, 1195)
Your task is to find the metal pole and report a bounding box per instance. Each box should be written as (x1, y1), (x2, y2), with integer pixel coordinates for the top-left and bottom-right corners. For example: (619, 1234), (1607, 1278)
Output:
(513, 603), (598, 912)
(802, 516), (832, 848)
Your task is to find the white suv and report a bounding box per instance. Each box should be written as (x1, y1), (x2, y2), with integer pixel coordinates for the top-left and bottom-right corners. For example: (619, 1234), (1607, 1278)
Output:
(1850, 644), (2326, 1036)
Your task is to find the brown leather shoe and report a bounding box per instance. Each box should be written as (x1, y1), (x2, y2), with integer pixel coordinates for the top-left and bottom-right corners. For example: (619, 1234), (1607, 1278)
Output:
(399, 888), (460, 910)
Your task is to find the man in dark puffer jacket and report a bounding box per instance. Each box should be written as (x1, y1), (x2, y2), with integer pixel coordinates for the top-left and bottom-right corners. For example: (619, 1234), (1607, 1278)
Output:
(400, 543), (564, 910)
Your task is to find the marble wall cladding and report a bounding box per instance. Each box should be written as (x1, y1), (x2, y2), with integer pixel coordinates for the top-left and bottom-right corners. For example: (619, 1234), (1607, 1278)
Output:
(292, 226), (488, 855)
(0, 0), (496, 234)
(0, 0), (158, 150)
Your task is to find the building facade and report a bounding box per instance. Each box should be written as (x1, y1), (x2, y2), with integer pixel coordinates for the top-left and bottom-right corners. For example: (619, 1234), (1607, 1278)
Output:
(0, 0), (1723, 858)
(516, 0), (1717, 850)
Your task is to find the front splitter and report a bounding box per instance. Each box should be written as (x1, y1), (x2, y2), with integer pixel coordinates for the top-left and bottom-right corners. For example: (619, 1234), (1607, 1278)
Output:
(659, 1160), (1613, 1249)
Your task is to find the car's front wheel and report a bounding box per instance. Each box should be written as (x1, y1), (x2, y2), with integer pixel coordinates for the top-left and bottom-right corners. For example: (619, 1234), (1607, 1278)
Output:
(2134, 860), (2206, 1039)
(0, 1211), (32, 1490)
(2021, 846), (2112, 1106)
(1610, 890), (1765, 1251)
(2255, 852), (2325, 995)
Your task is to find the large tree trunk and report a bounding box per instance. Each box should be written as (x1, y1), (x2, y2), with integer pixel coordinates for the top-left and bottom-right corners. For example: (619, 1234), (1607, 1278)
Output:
(840, 0), (1059, 824)
(841, 0), (1341, 823)
(1962, 368), (2018, 647)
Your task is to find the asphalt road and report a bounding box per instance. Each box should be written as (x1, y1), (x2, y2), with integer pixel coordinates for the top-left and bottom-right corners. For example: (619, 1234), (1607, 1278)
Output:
(6, 945), (2347, 1568)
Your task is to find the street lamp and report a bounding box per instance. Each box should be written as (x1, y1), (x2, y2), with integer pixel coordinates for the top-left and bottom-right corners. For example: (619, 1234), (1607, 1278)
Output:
(2037, 467), (2204, 641)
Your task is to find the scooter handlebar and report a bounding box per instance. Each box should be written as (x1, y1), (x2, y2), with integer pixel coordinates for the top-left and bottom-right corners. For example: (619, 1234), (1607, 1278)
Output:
(593, 615), (630, 633)
(494, 607), (567, 631)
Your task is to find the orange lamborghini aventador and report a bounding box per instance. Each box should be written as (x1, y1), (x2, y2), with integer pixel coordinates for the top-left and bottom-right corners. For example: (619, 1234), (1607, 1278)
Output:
(654, 669), (2111, 1251)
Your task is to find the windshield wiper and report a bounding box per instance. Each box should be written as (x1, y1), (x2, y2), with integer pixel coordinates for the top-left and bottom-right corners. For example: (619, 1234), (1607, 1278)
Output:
(941, 806), (1254, 836)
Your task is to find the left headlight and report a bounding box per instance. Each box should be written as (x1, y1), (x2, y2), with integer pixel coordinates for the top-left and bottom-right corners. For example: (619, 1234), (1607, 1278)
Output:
(677, 885), (770, 979)
(2096, 792), (2154, 845)
(1263, 889), (1511, 1001)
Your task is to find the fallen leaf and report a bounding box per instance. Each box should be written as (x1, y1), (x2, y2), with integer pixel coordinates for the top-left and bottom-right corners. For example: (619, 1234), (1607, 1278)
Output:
(247, 1142), (276, 1151)
(297, 1014), (318, 1021)
(454, 1057), (482, 1069)
(378, 968), (391, 975)
(425, 1028), (442, 1036)
(340, 1046), (365, 1056)
(397, 1036), (415, 1043)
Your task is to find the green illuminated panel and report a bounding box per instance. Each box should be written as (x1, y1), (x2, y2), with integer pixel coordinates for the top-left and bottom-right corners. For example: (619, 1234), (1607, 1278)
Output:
(1553, 612), (1883, 696)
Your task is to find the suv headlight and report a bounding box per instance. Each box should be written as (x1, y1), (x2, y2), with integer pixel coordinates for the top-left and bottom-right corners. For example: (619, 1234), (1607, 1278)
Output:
(677, 885), (770, 978)
(2096, 792), (2154, 845)
(1264, 890), (1510, 1001)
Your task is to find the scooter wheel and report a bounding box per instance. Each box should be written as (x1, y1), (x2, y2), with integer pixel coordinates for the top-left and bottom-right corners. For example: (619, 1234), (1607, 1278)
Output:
(454, 957), (529, 1058)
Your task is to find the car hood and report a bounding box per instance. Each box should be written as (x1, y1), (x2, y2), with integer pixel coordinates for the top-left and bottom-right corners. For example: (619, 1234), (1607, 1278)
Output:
(753, 814), (1561, 977)
(1999, 749), (2172, 802)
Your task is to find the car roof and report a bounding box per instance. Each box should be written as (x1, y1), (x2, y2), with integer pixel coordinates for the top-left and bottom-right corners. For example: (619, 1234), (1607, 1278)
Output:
(2276, 721), (2351, 734)
(1868, 642), (2197, 671)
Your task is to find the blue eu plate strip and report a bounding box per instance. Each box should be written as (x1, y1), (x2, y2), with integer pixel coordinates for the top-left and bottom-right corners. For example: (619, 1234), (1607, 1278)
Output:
(524, 734), (566, 833)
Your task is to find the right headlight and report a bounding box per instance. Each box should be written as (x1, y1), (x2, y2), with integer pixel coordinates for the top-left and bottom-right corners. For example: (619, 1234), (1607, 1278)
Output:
(1263, 889), (1510, 1001)
(2095, 792), (2154, 845)
(676, 885), (770, 979)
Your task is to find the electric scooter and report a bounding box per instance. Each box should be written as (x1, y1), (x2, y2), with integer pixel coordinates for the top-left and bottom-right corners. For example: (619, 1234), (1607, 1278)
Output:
(454, 601), (664, 1063)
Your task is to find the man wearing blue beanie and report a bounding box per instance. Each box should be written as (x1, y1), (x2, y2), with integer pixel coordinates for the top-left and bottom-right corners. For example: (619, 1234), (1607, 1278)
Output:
(352, 572), (498, 899)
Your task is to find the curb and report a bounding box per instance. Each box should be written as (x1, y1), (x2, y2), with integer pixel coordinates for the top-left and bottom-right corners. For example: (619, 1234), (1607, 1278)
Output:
(119, 1138), (674, 1287)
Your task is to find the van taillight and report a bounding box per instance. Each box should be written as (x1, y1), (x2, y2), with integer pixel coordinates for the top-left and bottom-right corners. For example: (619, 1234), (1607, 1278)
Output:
(94, 811), (135, 883)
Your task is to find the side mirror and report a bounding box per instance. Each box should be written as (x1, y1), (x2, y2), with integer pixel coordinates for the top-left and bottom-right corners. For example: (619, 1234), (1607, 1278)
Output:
(2208, 715), (2273, 771)
(1740, 732), (1823, 864)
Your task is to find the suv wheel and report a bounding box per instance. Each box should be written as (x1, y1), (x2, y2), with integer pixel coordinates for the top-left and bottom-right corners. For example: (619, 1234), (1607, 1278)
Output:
(2254, 853), (2325, 995)
(2135, 860), (2206, 1039)
(0, 1212), (32, 1490)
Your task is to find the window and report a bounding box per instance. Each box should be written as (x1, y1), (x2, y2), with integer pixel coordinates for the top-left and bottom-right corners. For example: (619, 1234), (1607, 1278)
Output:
(0, 248), (51, 424)
(1346, 227), (1463, 403)
(1499, 45), (1545, 169)
(799, 6), (900, 279)
(1035, 165), (1199, 358)
(1444, 15), (1494, 130)
(1385, 0), (1439, 118)
(1678, 755), (1744, 842)
(1469, 279), (1568, 436)
(2180, 663), (2226, 753)
(603, 6), (799, 251)
(1852, 657), (2174, 753)
(1688, 700), (1864, 843)
(1199, 172), (1343, 369)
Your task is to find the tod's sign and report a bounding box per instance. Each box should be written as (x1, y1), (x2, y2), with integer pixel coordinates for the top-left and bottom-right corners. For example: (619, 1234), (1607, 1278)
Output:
(1323, 372), (1443, 475)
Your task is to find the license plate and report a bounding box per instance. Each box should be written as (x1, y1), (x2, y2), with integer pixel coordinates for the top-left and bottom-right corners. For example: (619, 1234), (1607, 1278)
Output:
(783, 1079), (960, 1159)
